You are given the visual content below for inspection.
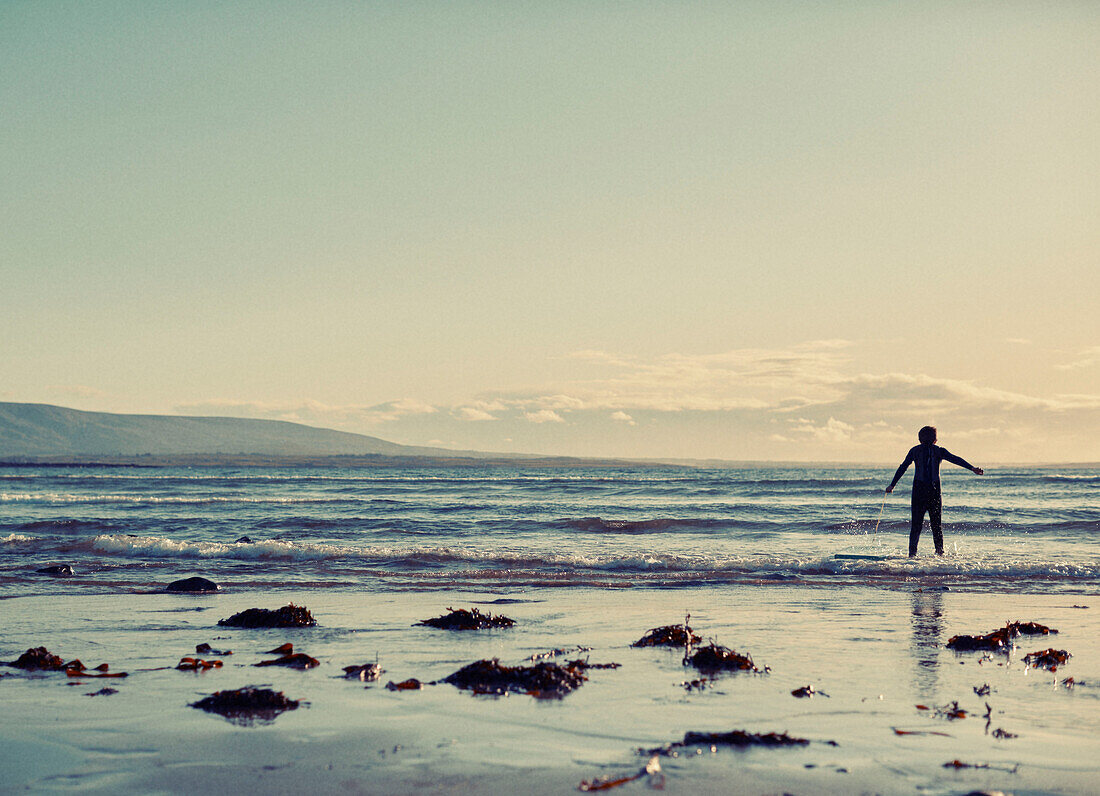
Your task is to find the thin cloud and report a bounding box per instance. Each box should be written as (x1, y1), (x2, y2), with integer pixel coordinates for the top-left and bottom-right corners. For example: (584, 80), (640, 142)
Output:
(453, 406), (497, 421)
(164, 341), (1099, 460)
(487, 343), (853, 413)
(173, 398), (437, 427)
(787, 417), (855, 443)
(835, 373), (1100, 413)
(1056, 346), (1100, 371)
(523, 409), (566, 424)
(478, 343), (1100, 418)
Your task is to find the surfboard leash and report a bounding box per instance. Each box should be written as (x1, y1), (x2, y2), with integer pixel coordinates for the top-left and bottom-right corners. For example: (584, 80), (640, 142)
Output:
(872, 493), (887, 537)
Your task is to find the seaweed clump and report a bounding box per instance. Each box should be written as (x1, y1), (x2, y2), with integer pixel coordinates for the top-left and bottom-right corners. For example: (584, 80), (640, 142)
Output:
(632, 619), (701, 648)
(191, 686), (300, 726)
(443, 658), (586, 698)
(7, 647), (66, 671)
(931, 701), (968, 720)
(1011, 621), (1057, 636)
(946, 621), (1058, 652)
(254, 653), (320, 670)
(645, 729), (817, 757)
(6, 650), (127, 678)
(385, 678), (423, 691)
(566, 659), (621, 671)
(685, 643), (764, 674)
(579, 756), (663, 792)
(217, 604), (316, 628)
(1023, 648), (1071, 671)
(177, 657), (223, 671)
(946, 627), (1013, 652)
(416, 607), (515, 630)
(344, 663), (384, 682)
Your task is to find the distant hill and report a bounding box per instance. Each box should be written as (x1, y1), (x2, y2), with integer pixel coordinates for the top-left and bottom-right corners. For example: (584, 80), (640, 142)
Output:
(0, 402), (469, 459)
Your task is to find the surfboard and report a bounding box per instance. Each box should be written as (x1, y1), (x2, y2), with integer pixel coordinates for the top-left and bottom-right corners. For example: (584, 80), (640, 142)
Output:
(833, 553), (894, 561)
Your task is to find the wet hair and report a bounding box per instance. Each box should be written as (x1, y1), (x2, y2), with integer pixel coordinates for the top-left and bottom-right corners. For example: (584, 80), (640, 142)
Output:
(918, 426), (937, 445)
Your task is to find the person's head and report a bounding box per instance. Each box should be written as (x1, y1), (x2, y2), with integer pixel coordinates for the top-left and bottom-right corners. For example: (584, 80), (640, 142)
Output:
(918, 426), (937, 445)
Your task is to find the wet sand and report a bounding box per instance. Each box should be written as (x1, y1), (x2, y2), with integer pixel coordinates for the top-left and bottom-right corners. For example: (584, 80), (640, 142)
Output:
(1, 585), (1097, 794)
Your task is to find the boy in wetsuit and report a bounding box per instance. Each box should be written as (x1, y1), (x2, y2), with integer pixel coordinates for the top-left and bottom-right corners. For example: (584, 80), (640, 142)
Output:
(886, 426), (984, 557)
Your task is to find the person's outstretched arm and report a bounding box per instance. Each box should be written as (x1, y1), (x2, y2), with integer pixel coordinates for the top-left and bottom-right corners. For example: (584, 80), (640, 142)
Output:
(941, 448), (984, 476)
(886, 449), (915, 493)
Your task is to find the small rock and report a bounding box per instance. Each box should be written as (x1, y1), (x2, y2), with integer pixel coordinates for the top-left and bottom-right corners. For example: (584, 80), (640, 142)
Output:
(166, 577), (220, 593)
(235, 536), (254, 544)
(36, 564), (75, 577)
(196, 643), (232, 655)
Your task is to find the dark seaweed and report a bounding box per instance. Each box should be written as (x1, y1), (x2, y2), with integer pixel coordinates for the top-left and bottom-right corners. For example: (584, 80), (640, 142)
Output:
(6, 647), (66, 671)
(946, 621), (1058, 652)
(685, 643), (763, 673)
(632, 622), (701, 648)
(644, 729), (818, 757)
(1023, 648), (1071, 670)
(191, 686), (300, 726)
(1011, 621), (1057, 636)
(385, 678), (423, 691)
(217, 604), (317, 628)
(566, 659), (621, 671)
(416, 607), (515, 630)
(254, 653), (320, 669)
(442, 658), (586, 698)
(344, 663), (384, 682)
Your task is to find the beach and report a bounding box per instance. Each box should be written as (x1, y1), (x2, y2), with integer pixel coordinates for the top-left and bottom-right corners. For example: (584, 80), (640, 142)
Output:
(2, 586), (1098, 794)
(2, 465), (1098, 793)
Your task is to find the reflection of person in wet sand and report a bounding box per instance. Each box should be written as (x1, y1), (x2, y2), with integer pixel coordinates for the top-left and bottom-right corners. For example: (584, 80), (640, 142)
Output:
(909, 590), (943, 698)
(886, 426), (984, 557)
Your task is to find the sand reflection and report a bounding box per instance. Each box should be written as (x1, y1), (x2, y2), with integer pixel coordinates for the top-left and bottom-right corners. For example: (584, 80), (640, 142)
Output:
(909, 590), (944, 697)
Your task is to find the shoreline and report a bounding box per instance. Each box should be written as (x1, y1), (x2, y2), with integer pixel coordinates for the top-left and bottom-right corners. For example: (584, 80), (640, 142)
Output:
(4, 457), (1098, 469)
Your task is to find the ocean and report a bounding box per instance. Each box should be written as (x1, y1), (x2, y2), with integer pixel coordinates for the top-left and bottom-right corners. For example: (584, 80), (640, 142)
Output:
(2, 464), (1098, 595)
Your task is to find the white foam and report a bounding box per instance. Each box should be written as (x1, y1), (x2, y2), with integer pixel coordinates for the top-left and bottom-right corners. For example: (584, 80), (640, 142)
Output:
(0, 492), (356, 505)
(1, 533), (35, 544)
(90, 534), (344, 561)
(75, 533), (1100, 582)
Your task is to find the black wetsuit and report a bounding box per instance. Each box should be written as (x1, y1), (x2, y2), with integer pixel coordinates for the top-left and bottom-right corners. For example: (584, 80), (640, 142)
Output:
(888, 444), (977, 556)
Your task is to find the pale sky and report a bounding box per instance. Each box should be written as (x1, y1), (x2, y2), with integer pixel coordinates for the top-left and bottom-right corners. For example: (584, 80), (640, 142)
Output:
(2, 2), (1097, 461)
